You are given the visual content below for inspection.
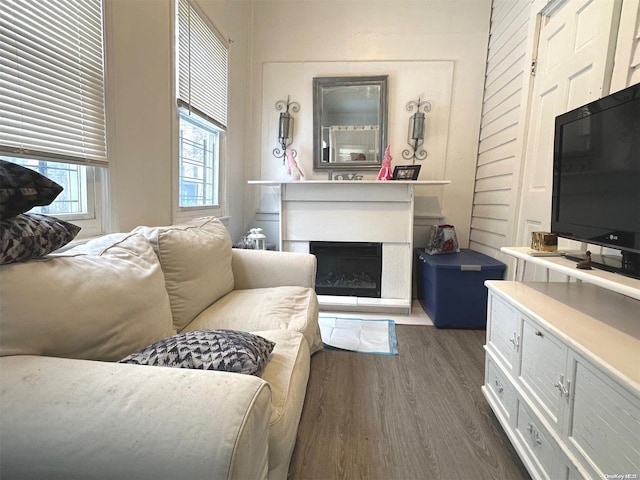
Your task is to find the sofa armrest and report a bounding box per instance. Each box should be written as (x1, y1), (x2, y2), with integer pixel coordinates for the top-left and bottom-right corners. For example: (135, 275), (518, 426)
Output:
(232, 249), (316, 290)
(0, 356), (271, 480)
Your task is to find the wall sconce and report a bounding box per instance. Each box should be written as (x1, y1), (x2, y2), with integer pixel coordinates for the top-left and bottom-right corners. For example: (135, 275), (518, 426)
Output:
(402, 96), (432, 164)
(273, 96), (300, 163)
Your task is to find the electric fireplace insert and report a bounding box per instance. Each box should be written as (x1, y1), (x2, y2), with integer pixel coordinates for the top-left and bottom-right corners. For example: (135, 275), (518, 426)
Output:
(309, 241), (382, 298)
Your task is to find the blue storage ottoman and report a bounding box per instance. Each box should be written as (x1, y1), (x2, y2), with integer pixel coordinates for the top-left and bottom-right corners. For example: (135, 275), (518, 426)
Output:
(415, 248), (505, 328)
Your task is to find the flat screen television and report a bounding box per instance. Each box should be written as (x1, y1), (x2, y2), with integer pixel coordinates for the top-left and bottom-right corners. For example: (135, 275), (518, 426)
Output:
(551, 82), (640, 278)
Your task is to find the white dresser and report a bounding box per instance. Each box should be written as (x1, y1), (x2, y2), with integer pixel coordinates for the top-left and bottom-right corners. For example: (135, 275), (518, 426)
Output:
(483, 247), (640, 480)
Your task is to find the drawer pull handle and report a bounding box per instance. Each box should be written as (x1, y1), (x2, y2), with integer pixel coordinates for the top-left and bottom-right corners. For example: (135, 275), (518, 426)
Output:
(535, 330), (543, 337)
(527, 423), (542, 446)
(508, 333), (520, 350)
(494, 379), (504, 393)
(554, 374), (570, 398)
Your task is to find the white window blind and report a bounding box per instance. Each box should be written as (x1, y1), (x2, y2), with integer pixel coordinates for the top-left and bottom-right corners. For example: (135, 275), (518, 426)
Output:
(0, 0), (107, 167)
(177, 0), (228, 129)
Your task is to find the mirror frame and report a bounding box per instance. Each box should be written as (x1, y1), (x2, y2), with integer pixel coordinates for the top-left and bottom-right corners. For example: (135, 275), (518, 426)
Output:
(313, 75), (388, 171)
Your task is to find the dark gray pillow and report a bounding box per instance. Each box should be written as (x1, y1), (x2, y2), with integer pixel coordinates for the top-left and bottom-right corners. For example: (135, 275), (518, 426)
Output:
(0, 213), (81, 264)
(0, 160), (63, 220)
(119, 329), (276, 376)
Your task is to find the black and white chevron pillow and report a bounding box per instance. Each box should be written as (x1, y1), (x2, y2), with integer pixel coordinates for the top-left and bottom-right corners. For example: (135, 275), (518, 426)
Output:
(119, 329), (275, 376)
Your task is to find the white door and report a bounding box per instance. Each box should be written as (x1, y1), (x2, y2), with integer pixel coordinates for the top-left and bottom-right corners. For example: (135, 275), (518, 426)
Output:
(516, 0), (621, 280)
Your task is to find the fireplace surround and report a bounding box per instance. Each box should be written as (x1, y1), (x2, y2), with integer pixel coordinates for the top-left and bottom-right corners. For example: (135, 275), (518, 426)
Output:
(248, 180), (450, 313)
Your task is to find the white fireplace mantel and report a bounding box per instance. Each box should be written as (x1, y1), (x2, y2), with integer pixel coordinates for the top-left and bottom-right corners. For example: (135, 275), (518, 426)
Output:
(248, 180), (451, 314)
(247, 180), (450, 185)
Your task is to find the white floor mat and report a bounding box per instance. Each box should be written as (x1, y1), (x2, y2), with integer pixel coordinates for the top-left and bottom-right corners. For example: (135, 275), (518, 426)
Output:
(318, 316), (398, 355)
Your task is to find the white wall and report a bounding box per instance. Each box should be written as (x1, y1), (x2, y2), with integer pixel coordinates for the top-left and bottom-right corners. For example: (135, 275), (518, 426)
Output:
(245, 0), (492, 247)
(195, 0), (252, 242)
(104, 0), (174, 232)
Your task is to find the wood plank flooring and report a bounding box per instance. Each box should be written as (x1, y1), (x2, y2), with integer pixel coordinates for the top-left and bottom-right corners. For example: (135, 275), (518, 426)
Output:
(288, 325), (530, 480)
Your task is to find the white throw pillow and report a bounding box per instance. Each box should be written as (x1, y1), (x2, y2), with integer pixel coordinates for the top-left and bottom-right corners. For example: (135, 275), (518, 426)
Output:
(133, 217), (234, 330)
(0, 233), (175, 362)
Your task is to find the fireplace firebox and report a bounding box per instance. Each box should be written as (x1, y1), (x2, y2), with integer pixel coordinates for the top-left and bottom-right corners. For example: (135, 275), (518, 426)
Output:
(309, 241), (382, 298)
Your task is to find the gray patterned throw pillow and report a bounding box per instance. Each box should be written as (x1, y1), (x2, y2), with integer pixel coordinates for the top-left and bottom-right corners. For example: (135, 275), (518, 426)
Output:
(119, 329), (275, 376)
(0, 213), (81, 264)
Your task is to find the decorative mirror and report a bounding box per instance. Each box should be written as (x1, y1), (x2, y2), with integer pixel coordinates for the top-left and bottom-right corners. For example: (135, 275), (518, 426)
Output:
(313, 75), (388, 171)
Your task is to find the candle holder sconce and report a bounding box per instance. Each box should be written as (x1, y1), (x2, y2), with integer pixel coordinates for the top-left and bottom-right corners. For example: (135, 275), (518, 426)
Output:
(273, 96), (300, 163)
(402, 96), (432, 164)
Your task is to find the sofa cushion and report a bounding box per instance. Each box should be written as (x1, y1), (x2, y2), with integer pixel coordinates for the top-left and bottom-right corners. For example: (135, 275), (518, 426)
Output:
(0, 233), (175, 361)
(0, 160), (63, 220)
(133, 217), (234, 330)
(0, 213), (81, 264)
(253, 329), (311, 480)
(119, 329), (275, 376)
(187, 286), (323, 354)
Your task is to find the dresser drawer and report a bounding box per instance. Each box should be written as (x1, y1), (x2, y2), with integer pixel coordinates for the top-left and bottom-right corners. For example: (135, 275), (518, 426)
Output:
(487, 292), (520, 373)
(566, 357), (640, 479)
(515, 400), (558, 480)
(519, 316), (568, 429)
(486, 356), (517, 423)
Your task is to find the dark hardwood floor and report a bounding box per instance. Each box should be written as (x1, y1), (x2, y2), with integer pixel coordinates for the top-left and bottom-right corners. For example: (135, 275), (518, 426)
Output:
(288, 325), (530, 480)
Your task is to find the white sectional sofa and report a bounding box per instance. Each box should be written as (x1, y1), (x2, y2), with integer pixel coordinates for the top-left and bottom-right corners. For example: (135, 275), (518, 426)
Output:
(0, 217), (321, 480)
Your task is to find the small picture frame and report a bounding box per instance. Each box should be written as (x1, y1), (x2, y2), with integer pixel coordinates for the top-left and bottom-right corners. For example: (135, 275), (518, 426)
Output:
(392, 165), (421, 180)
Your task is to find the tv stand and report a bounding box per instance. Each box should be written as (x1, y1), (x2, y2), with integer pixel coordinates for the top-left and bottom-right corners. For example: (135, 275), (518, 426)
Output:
(482, 247), (640, 479)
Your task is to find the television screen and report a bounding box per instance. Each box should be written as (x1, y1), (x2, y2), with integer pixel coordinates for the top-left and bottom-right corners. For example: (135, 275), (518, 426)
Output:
(552, 83), (640, 258)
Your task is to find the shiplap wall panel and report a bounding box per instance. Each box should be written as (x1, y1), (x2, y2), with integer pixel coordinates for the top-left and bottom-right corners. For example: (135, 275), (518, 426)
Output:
(478, 124), (520, 153)
(472, 204), (510, 220)
(483, 69), (524, 107)
(474, 189), (511, 205)
(487, 0), (528, 51)
(482, 86), (522, 126)
(477, 156), (515, 177)
(471, 216), (509, 235)
(470, 0), (531, 258)
(477, 141), (517, 165)
(488, 37), (529, 82)
(474, 175), (512, 192)
(479, 106), (521, 140)
(490, 0), (516, 26)
(469, 229), (507, 250)
(482, 83), (524, 131)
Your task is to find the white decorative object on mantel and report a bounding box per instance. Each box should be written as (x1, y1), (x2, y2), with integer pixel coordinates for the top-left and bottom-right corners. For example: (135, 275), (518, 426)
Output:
(248, 179), (451, 314)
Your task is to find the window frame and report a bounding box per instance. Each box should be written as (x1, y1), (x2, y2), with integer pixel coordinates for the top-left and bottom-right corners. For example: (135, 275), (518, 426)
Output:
(173, 0), (228, 222)
(1, 156), (106, 237)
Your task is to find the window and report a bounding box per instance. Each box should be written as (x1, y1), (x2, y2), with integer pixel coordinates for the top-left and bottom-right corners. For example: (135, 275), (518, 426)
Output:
(176, 0), (228, 211)
(0, 157), (95, 218)
(0, 0), (107, 234)
(179, 108), (220, 207)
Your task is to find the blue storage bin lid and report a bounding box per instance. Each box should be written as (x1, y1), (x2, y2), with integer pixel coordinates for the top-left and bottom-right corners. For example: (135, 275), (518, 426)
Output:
(418, 248), (505, 271)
